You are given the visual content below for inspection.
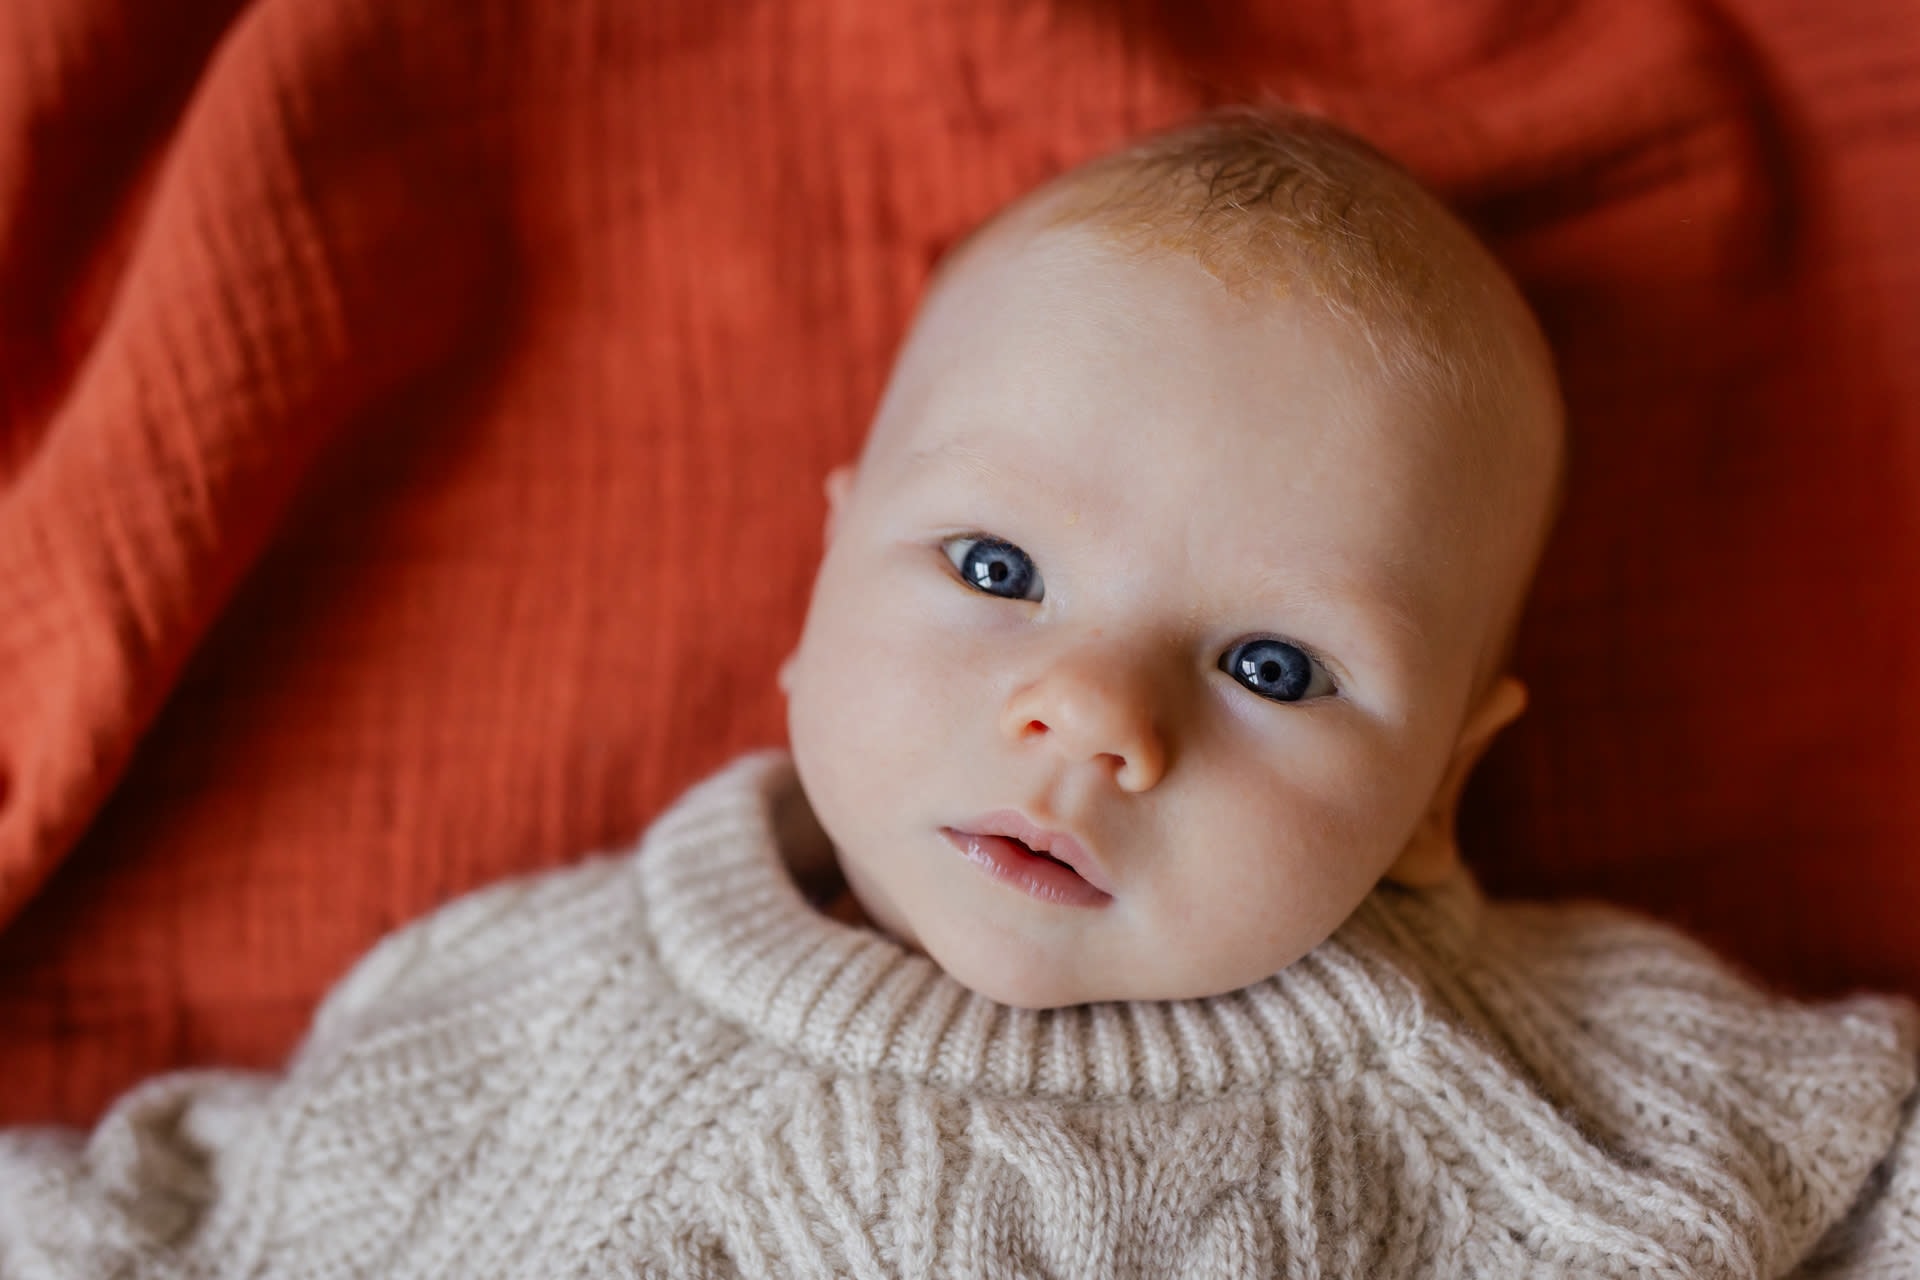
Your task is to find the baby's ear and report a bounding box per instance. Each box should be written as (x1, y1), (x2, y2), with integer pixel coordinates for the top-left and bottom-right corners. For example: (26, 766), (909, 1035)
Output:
(780, 465), (858, 697)
(1385, 675), (1527, 887)
(822, 465), (855, 545)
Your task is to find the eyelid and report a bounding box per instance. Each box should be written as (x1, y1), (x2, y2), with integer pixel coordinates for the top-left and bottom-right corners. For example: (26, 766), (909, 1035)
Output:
(938, 531), (1008, 572)
(1267, 632), (1347, 691)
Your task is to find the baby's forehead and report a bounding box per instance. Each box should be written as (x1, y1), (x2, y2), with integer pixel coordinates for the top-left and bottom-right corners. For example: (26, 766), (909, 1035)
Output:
(932, 189), (1533, 429)
(895, 233), (1488, 519)
(897, 219), (1495, 468)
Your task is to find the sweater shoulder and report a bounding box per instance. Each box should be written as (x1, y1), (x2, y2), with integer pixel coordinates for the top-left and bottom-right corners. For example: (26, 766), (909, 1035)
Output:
(0, 853), (673, 1279)
(237, 846), (696, 1274)
(1438, 896), (1920, 1274)
(300, 849), (653, 1063)
(1470, 896), (1918, 1064)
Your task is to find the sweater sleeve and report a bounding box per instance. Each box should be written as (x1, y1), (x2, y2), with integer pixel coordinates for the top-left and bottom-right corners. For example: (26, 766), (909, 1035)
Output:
(0, 1071), (277, 1280)
(1792, 1079), (1920, 1279)
(0, 854), (640, 1279)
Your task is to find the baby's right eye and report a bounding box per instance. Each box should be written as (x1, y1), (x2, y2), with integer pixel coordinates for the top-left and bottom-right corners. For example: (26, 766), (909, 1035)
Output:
(942, 536), (1044, 601)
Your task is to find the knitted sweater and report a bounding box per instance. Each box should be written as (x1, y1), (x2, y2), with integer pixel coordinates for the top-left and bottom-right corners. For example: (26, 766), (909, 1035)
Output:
(3, 753), (1918, 1279)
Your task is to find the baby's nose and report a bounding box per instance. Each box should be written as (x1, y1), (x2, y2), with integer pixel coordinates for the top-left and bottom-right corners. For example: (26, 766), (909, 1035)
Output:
(999, 648), (1168, 792)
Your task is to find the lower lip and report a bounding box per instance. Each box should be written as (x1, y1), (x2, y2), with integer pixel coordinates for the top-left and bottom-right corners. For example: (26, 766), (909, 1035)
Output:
(940, 829), (1114, 907)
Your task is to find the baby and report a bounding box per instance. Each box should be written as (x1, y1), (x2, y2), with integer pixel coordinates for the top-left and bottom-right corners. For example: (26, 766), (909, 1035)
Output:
(780, 109), (1559, 1012)
(3, 108), (1917, 1279)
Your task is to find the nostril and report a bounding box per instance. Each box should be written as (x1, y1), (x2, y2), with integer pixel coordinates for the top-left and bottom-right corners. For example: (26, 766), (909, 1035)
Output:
(1021, 719), (1047, 738)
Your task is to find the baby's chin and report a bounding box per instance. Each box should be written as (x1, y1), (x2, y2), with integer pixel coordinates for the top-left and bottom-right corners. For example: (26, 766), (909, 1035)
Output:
(839, 894), (1094, 1008)
(936, 954), (1105, 1011)
(825, 859), (1327, 1008)
(904, 918), (1262, 1010)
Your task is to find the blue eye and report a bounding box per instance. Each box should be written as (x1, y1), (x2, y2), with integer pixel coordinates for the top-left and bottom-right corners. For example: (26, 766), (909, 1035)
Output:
(943, 536), (1043, 601)
(1220, 638), (1334, 703)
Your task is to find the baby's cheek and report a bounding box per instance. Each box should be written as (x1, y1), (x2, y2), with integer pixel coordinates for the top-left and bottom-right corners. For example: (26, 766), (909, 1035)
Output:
(1286, 727), (1435, 863)
(793, 615), (943, 797)
(1168, 769), (1406, 982)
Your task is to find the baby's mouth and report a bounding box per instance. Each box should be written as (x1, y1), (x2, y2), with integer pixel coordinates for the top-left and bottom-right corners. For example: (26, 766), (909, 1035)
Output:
(940, 822), (1115, 907)
(1010, 837), (1076, 873)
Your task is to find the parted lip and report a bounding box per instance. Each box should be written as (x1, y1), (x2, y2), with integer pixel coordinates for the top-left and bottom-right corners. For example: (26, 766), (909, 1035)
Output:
(946, 810), (1116, 896)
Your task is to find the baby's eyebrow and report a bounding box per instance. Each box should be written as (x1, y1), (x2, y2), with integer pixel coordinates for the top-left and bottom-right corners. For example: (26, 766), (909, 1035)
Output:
(1236, 560), (1427, 654)
(904, 440), (1000, 476)
(901, 440), (1066, 503)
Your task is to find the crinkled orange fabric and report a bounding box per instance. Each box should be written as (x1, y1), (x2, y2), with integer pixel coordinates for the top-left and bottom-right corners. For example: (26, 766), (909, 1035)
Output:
(1, 0), (1916, 1125)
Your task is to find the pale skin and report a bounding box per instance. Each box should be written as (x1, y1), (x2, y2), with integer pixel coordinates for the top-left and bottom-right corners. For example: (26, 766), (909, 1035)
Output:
(780, 218), (1552, 1010)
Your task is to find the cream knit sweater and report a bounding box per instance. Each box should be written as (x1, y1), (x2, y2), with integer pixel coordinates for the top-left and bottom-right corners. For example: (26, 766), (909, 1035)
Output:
(3, 752), (1918, 1279)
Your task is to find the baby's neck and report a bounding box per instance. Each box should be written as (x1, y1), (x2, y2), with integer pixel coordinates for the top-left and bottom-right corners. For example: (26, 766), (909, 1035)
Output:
(771, 779), (879, 932)
(811, 880), (873, 929)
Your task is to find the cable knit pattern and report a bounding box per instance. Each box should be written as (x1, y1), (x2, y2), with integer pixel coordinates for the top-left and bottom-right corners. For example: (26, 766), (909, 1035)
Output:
(1, 751), (1916, 1278)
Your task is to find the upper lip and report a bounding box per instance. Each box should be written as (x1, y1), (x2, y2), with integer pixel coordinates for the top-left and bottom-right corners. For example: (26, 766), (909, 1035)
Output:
(950, 810), (1116, 895)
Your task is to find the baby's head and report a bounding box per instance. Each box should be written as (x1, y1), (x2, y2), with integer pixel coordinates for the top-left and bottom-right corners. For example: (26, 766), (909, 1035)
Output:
(781, 108), (1563, 1008)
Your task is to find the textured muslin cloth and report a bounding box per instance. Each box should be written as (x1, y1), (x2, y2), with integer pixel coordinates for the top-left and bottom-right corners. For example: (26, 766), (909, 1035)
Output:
(2, 752), (1917, 1278)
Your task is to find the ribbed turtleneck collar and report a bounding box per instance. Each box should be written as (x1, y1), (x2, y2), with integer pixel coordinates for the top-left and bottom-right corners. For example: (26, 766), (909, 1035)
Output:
(637, 751), (1485, 1102)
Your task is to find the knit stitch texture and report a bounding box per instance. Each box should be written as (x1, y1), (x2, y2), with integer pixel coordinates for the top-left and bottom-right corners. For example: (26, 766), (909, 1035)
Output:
(2, 752), (1917, 1278)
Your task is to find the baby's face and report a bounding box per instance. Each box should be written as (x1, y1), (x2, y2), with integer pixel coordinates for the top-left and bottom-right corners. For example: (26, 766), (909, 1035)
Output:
(784, 223), (1526, 1007)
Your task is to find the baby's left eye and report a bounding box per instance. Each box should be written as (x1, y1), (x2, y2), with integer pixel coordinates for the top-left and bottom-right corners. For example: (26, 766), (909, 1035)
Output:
(942, 535), (1044, 601)
(1219, 638), (1336, 703)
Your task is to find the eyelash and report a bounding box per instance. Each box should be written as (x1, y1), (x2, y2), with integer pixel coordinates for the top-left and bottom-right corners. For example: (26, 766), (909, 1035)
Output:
(937, 534), (1340, 703)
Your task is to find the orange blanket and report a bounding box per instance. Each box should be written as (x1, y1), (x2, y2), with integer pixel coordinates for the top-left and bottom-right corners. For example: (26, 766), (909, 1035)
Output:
(2, 0), (1916, 1126)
